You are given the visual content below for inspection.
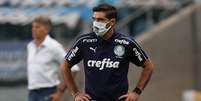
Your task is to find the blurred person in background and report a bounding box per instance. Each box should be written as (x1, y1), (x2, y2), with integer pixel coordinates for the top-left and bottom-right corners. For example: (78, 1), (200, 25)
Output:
(27, 16), (80, 101)
(62, 3), (154, 101)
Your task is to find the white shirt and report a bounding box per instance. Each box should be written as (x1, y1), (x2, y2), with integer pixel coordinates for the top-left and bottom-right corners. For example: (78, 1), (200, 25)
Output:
(27, 35), (79, 90)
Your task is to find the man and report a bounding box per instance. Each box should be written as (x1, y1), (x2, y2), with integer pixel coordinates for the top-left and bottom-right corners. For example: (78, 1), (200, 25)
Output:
(61, 4), (154, 101)
(27, 16), (80, 101)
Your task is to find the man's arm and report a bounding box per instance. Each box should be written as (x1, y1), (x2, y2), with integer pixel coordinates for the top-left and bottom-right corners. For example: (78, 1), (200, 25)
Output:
(136, 59), (154, 90)
(50, 62), (80, 101)
(58, 65), (80, 93)
(119, 59), (154, 101)
(61, 60), (79, 97)
(61, 60), (91, 101)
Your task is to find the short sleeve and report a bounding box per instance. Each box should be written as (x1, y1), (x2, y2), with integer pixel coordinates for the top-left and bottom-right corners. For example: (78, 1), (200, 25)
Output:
(65, 38), (83, 67)
(128, 40), (148, 67)
(54, 45), (66, 64)
(53, 44), (80, 71)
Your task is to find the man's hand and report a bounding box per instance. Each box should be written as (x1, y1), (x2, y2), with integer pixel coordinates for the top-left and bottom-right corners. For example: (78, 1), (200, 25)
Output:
(119, 92), (140, 101)
(74, 92), (91, 101)
(50, 91), (62, 101)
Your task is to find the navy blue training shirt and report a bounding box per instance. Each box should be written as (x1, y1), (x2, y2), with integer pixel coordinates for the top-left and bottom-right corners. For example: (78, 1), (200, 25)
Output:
(65, 32), (148, 101)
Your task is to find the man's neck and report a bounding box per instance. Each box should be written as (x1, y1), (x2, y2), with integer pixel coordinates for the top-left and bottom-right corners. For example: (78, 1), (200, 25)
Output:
(34, 36), (46, 47)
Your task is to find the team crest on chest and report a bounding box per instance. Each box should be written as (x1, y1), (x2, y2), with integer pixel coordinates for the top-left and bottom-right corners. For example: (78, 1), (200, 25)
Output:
(114, 45), (125, 57)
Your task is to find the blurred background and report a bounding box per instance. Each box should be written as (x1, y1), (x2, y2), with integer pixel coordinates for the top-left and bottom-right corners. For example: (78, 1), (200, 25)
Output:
(0, 0), (201, 101)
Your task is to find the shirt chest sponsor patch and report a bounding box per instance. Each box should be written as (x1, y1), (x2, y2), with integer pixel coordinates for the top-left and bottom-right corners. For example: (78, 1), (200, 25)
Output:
(87, 58), (120, 70)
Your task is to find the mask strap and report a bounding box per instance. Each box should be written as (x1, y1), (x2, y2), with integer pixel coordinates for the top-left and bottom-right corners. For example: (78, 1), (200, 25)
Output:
(105, 20), (112, 30)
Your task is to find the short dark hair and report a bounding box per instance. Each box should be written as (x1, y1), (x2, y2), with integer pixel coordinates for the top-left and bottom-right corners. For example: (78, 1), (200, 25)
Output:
(93, 3), (117, 20)
(33, 16), (52, 30)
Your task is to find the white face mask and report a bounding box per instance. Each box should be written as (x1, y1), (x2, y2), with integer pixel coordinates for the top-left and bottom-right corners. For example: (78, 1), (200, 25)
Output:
(93, 21), (111, 36)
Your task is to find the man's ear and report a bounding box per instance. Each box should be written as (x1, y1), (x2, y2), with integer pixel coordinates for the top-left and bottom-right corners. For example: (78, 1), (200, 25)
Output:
(45, 26), (50, 34)
(111, 18), (116, 26)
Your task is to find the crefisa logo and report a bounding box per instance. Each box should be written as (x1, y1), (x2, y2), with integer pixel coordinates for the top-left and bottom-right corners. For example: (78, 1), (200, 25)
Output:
(87, 58), (120, 70)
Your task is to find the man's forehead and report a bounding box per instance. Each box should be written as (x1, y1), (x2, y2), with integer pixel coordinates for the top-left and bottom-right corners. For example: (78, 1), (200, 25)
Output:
(32, 22), (45, 27)
(32, 22), (41, 25)
(93, 12), (106, 18)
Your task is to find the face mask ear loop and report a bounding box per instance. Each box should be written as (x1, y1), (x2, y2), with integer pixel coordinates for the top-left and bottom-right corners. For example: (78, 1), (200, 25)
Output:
(106, 20), (113, 32)
(105, 20), (111, 28)
(106, 25), (112, 32)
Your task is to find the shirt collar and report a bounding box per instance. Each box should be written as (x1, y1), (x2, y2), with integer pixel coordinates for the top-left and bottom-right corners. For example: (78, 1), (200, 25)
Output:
(41, 35), (51, 47)
(96, 31), (117, 42)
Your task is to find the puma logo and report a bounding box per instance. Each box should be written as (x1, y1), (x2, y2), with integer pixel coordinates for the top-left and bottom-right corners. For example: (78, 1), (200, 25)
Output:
(89, 47), (97, 53)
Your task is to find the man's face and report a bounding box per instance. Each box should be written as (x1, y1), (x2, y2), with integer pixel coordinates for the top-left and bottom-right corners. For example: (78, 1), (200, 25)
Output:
(92, 12), (115, 28)
(32, 22), (48, 40)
